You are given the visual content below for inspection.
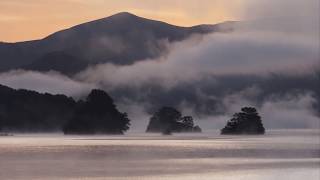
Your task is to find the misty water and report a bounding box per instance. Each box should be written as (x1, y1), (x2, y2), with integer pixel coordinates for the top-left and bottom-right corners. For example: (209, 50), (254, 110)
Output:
(0, 130), (319, 180)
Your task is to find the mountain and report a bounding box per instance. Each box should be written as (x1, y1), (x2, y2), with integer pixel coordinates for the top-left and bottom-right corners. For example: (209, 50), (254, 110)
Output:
(0, 12), (234, 75)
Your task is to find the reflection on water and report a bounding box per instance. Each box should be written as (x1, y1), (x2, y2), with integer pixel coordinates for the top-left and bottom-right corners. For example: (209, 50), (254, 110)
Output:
(0, 130), (319, 180)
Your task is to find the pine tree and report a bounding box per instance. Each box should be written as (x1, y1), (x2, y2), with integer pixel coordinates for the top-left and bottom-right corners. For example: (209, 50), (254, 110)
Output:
(221, 107), (265, 135)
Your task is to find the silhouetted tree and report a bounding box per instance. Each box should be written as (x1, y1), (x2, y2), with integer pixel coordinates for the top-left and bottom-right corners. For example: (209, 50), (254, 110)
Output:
(221, 107), (265, 135)
(146, 107), (202, 133)
(181, 116), (194, 128)
(63, 89), (130, 134)
(146, 107), (181, 133)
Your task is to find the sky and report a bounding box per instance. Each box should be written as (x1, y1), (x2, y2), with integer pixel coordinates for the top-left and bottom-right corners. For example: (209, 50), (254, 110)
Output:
(0, 0), (246, 42)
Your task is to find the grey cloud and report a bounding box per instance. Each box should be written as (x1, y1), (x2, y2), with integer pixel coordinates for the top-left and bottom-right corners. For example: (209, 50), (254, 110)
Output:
(0, 70), (96, 98)
(239, 0), (320, 36)
(260, 93), (320, 129)
(76, 29), (318, 89)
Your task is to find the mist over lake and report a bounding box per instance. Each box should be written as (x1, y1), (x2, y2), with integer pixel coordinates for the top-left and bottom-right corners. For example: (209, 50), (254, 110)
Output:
(0, 130), (319, 180)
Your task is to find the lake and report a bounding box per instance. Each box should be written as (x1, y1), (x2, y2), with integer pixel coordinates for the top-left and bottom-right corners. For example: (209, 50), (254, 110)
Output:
(0, 130), (319, 180)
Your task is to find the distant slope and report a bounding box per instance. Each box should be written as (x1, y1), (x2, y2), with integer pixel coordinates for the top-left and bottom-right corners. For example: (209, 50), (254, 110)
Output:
(0, 12), (234, 74)
(22, 51), (88, 75)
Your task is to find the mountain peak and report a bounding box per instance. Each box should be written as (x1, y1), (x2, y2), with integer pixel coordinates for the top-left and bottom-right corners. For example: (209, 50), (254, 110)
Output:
(107, 12), (139, 20)
(113, 12), (136, 16)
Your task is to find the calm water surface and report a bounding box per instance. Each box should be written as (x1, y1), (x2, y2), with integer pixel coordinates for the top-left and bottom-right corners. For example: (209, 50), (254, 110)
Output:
(0, 130), (319, 180)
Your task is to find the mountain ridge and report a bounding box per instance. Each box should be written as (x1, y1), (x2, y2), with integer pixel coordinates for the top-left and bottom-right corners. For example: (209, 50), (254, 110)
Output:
(0, 12), (235, 74)
(0, 12), (232, 43)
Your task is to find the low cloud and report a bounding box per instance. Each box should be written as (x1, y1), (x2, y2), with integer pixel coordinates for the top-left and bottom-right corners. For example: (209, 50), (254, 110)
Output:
(77, 31), (318, 90)
(117, 100), (151, 132)
(260, 93), (319, 129)
(0, 70), (95, 98)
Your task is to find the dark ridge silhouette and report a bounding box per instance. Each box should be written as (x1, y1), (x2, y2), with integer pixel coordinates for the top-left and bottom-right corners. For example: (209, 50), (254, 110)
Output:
(146, 107), (202, 134)
(22, 51), (89, 75)
(0, 84), (130, 134)
(221, 107), (265, 135)
(0, 12), (235, 74)
(0, 84), (76, 132)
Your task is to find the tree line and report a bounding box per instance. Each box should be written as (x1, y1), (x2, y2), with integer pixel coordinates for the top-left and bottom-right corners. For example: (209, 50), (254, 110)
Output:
(0, 84), (130, 134)
(0, 84), (265, 135)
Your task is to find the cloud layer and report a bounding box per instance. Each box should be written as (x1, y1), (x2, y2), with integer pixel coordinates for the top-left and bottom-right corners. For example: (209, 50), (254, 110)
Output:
(77, 31), (318, 89)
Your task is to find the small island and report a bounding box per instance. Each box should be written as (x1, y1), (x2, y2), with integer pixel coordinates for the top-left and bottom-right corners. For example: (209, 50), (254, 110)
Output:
(146, 107), (202, 134)
(221, 107), (265, 135)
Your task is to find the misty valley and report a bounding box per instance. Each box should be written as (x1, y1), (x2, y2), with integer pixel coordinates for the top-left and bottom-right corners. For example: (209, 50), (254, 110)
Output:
(0, 1), (319, 179)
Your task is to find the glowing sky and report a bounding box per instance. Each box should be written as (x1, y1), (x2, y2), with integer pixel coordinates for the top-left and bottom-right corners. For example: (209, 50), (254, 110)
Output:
(0, 0), (244, 42)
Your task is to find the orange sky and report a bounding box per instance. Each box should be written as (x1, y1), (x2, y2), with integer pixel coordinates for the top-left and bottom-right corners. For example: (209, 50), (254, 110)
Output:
(0, 0), (244, 42)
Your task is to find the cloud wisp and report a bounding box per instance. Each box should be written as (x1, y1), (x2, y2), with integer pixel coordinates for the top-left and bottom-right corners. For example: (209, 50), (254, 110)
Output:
(0, 70), (95, 98)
